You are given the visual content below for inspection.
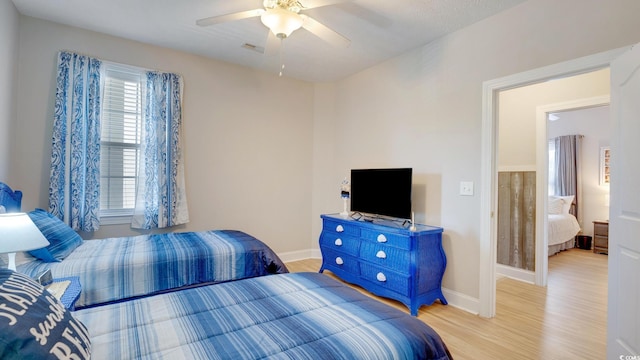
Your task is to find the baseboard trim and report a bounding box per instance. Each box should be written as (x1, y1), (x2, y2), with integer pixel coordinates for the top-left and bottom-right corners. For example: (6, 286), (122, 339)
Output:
(278, 249), (321, 263)
(496, 263), (535, 284)
(441, 287), (480, 315)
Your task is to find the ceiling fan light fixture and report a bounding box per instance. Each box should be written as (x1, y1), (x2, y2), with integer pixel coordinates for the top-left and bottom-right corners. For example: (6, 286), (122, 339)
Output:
(260, 8), (304, 38)
(263, 0), (279, 9)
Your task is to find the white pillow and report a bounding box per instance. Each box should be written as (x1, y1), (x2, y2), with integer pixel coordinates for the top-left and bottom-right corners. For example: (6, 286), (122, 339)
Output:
(548, 197), (564, 214)
(557, 195), (575, 214)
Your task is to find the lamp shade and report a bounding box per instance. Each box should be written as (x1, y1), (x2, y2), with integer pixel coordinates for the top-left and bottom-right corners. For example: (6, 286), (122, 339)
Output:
(0, 213), (49, 270)
(260, 8), (304, 38)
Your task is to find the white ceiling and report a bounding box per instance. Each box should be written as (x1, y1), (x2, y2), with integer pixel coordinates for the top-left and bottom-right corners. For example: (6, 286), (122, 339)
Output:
(11, 0), (526, 82)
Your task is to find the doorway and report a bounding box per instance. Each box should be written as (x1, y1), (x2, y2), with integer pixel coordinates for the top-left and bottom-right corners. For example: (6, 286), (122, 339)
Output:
(537, 100), (610, 283)
(495, 71), (610, 286)
(478, 47), (627, 318)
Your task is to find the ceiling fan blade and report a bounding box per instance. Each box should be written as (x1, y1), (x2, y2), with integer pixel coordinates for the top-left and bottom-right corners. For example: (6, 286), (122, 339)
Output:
(300, 0), (352, 10)
(196, 9), (264, 27)
(264, 31), (280, 56)
(300, 15), (351, 48)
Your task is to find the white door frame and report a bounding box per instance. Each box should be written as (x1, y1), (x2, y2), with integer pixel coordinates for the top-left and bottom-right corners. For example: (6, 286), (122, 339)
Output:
(479, 47), (628, 318)
(534, 96), (610, 287)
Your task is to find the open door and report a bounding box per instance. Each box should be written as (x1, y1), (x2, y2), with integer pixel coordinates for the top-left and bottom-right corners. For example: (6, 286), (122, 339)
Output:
(607, 43), (640, 356)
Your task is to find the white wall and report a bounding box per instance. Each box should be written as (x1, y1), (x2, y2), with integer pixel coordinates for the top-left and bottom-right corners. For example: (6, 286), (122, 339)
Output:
(548, 105), (611, 235)
(498, 69), (610, 170)
(13, 16), (316, 255)
(0, 0), (20, 181)
(312, 0), (640, 307)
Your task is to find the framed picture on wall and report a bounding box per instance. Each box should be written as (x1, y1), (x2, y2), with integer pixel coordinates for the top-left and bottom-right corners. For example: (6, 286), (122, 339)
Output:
(600, 146), (610, 185)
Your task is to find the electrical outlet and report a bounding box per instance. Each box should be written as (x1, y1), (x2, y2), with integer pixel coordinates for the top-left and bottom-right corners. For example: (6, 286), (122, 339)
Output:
(460, 181), (474, 196)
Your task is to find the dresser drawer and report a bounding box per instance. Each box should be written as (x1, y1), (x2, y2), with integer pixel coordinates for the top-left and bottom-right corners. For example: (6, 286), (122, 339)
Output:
(360, 229), (411, 250)
(322, 219), (361, 237)
(594, 223), (608, 236)
(593, 235), (608, 248)
(320, 232), (360, 257)
(321, 249), (360, 275)
(359, 241), (410, 272)
(359, 262), (410, 296)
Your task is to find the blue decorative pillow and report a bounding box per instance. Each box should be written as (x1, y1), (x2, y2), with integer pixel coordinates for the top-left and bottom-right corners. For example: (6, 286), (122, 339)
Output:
(0, 269), (91, 359)
(27, 209), (83, 262)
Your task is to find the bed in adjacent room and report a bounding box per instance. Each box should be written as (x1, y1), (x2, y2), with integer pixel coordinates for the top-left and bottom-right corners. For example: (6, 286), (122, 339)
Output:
(548, 195), (581, 256)
(0, 269), (452, 360)
(0, 182), (288, 309)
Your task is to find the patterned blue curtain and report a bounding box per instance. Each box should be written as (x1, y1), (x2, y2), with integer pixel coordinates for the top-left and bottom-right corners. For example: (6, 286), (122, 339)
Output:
(131, 72), (189, 229)
(49, 51), (102, 232)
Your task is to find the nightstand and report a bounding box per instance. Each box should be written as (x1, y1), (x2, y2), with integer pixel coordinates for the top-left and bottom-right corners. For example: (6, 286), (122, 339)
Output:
(593, 220), (609, 255)
(47, 276), (82, 310)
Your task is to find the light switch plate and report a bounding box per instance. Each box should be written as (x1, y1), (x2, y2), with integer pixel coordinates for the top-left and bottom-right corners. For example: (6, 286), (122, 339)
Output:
(460, 181), (474, 196)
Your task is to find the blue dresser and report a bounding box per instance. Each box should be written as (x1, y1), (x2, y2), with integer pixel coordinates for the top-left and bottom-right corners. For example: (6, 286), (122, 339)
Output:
(319, 214), (447, 316)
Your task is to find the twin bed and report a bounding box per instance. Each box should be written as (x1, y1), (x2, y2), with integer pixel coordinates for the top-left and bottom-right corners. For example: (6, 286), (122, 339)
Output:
(1, 185), (287, 309)
(17, 226), (287, 309)
(0, 182), (452, 359)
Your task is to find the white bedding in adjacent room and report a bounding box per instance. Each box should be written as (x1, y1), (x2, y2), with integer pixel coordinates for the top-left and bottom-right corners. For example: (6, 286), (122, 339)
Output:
(548, 213), (581, 246)
(548, 213), (581, 256)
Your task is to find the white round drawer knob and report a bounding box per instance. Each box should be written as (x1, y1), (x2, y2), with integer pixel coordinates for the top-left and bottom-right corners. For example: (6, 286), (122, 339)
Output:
(336, 225), (344, 233)
(377, 234), (387, 243)
(334, 238), (343, 246)
(376, 272), (387, 282)
(335, 257), (344, 265)
(376, 250), (387, 259)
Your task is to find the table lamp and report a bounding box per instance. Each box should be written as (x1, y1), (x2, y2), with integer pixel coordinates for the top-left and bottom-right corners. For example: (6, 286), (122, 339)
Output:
(0, 213), (49, 271)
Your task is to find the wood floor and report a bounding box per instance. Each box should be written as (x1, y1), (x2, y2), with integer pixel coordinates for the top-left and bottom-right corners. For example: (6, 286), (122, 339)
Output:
(285, 248), (607, 360)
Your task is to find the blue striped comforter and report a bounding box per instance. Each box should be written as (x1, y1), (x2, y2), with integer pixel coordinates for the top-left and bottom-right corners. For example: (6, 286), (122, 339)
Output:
(74, 272), (451, 360)
(18, 230), (288, 309)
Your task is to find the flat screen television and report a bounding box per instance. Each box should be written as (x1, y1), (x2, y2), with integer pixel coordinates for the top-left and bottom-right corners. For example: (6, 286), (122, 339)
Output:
(350, 168), (412, 220)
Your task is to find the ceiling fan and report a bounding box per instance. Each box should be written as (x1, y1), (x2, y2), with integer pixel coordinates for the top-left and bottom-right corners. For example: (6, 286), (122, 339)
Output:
(196, 0), (352, 54)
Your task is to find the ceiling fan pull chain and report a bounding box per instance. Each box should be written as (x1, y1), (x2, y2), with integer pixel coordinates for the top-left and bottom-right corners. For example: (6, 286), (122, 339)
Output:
(279, 38), (285, 77)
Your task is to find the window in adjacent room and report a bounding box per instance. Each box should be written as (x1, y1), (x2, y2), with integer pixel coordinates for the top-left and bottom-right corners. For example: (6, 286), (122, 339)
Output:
(100, 64), (144, 222)
(548, 139), (556, 196)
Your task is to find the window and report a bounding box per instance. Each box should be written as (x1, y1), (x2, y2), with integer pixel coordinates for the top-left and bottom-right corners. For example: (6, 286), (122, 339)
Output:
(548, 140), (556, 196)
(100, 64), (144, 220)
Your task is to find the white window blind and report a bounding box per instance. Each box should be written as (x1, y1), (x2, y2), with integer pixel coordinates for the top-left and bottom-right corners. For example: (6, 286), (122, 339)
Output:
(100, 64), (144, 217)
